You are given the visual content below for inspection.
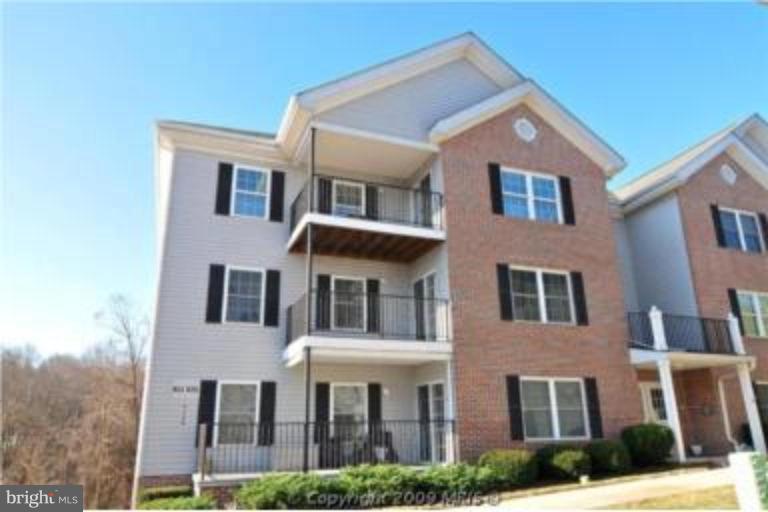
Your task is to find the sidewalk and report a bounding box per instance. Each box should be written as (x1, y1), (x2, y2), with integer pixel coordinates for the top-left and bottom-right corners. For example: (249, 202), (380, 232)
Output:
(493, 467), (732, 510)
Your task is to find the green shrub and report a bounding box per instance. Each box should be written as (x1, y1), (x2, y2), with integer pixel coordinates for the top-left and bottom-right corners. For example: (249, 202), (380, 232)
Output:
(477, 449), (538, 487)
(138, 485), (193, 503)
(585, 440), (632, 475)
(236, 473), (344, 509)
(339, 465), (419, 504)
(137, 495), (215, 510)
(536, 445), (591, 480)
(621, 424), (674, 467)
(418, 463), (504, 494)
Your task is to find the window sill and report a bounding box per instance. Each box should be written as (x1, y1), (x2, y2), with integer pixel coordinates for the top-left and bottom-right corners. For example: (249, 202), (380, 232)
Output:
(718, 246), (764, 256)
(524, 436), (591, 443)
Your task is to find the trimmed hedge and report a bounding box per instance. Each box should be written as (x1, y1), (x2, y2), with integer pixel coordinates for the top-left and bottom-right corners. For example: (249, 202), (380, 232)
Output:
(585, 440), (632, 475)
(138, 485), (193, 503)
(236, 473), (345, 509)
(478, 449), (538, 487)
(418, 463), (504, 494)
(137, 496), (215, 510)
(536, 445), (591, 480)
(621, 424), (674, 467)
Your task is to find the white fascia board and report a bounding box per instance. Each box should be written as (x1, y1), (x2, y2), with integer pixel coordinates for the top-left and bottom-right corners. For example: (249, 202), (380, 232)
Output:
(286, 213), (446, 252)
(429, 81), (626, 177)
(728, 138), (768, 189)
(630, 348), (755, 370)
(283, 336), (453, 367)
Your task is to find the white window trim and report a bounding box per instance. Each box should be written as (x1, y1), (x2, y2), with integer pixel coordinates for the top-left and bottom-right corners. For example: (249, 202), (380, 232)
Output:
(222, 265), (266, 325)
(329, 382), (369, 434)
(330, 275), (368, 332)
(331, 179), (366, 217)
(720, 206), (764, 253)
(500, 167), (562, 224)
(738, 289), (768, 338)
(213, 380), (261, 447)
(509, 265), (576, 325)
(230, 165), (271, 219)
(521, 377), (591, 442)
(639, 382), (668, 424)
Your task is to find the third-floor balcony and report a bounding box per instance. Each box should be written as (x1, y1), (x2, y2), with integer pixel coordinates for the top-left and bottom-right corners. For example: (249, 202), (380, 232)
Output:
(287, 175), (445, 262)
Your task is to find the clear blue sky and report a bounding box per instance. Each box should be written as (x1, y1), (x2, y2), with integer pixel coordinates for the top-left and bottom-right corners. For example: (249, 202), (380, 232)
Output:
(2, 3), (767, 355)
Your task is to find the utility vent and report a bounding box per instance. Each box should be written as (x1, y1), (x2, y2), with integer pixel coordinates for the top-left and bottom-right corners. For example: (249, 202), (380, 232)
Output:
(720, 164), (737, 186)
(514, 117), (537, 143)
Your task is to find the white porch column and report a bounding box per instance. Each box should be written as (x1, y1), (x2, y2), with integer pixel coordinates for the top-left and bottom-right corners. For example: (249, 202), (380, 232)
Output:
(657, 359), (686, 462)
(736, 362), (766, 453)
(728, 313), (746, 355)
(445, 359), (458, 463)
(649, 306), (668, 351)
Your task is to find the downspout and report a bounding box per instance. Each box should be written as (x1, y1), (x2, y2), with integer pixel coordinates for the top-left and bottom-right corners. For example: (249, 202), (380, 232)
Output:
(718, 374), (740, 451)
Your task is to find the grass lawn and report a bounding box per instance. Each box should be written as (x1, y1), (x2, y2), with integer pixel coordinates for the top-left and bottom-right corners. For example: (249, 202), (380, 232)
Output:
(609, 485), (738, 510)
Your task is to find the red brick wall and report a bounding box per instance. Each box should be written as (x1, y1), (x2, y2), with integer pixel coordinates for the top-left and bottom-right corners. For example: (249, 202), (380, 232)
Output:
(676, 153), (768, 369)
(439, 104), (643, 460)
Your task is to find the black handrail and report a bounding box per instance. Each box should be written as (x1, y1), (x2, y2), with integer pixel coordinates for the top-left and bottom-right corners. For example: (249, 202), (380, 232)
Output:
(286, 291), (451, 346)
(199, 420), (454, 474)
(289, 175), (443, 231)
(626, 311), (734, 354)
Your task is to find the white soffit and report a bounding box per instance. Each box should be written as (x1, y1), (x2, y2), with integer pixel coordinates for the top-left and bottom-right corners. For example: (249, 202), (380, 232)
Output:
(429, 80), (626, 176)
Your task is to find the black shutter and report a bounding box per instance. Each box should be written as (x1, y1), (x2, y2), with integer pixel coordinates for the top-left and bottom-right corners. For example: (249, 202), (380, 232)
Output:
(269, 171), (285, 222)
(368, 383), (384, 445)
(264, 270), (281, 327)
(728, 288), (745, 335)
(584, 377), (604, 438)
(759, 214), (768, 252)
(257, 381), (276, 446)
(414, 280), (425, 340)
(316, 275), (331, 330)
(318, 178), (332, 214)
(559, 176), (575, 225)
(366, 279), (380, 333)
(711, 205), (726, 247)
(497, 264), (514, 321)
(215, 163), (233, 215)
(196, 380), (217, 447)
(571, 272), (589, 326)
(365, 185), (379, 220)
(314, 383), (330, 443)
(488, 163), (503, 215)
(506, 375), (524, 441)
(206, 265), (225, 323)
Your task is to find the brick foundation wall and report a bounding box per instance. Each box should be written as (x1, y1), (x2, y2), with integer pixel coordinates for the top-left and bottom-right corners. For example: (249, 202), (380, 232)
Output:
(439, 104), (644, 460)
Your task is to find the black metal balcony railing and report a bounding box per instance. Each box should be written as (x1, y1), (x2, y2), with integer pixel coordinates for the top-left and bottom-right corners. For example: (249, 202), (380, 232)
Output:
(627, 312), (735, 354)
(286, 291), (450, 346)
(289, 175), (444, 231)
(198, 420), (454, 475)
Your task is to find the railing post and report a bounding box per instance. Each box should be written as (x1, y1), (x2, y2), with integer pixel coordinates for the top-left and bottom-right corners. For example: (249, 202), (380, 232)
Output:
(302, 346), (312, 473)
(197, 423), (207, 481)
(649, 306), (668, 351)
(728, 312), (746, 355)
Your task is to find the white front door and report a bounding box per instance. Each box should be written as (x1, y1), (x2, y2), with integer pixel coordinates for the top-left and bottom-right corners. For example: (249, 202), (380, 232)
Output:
(640, 383), (669, 427)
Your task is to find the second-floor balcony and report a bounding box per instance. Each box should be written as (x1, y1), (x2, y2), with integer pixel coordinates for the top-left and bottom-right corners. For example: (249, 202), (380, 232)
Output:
(287, 175), (445, 262)
(627, 309), (740, 355)
(283, 290), (452, 366)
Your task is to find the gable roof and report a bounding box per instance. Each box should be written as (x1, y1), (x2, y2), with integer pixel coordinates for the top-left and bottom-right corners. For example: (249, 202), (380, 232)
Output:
(276, 32), (526, 156)
(615, 114), (768, 211)
(429, 80), (626, 176)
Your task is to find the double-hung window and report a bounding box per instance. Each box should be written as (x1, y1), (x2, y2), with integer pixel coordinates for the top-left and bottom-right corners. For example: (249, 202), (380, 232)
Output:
(332, 277), (366, 331)
(331, 383), (367, 438)
(501, 168), (560, 223)
(521, 378), (589, 440)
(216, 382), (259, 445)
(719, 208), (764, 253)
(332, 180), (365, 217)
(224, 268), (264, 323)
(232, 166), (269, 218)
(738, 290), (768, 338)
(509, 267), (574, 324)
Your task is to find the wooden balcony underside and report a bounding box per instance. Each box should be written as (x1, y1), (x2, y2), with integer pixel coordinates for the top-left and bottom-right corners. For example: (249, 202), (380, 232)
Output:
(289, 224), (441, 263)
